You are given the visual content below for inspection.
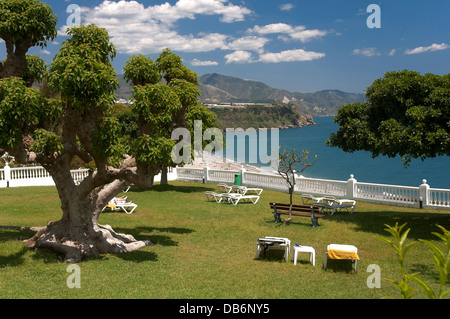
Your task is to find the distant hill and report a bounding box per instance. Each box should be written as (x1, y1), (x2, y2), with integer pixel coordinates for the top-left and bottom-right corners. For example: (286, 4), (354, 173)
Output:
(115, 73), (366, 116)
(198, 73), (365, 116)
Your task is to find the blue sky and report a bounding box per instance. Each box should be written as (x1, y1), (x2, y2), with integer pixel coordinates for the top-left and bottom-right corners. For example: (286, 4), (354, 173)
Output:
(1, 0), (449, 93)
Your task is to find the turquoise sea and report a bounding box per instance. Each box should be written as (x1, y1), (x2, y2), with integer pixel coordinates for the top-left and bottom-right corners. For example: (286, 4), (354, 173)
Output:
(223, 116), (450, 189)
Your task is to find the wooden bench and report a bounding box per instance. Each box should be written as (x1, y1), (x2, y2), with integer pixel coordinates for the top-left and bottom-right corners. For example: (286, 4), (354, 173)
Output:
(270, 202), (324, 227)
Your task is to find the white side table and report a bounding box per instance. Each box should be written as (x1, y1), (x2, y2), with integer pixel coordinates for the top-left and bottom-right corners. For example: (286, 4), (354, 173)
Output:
(292, 245), (315, 266)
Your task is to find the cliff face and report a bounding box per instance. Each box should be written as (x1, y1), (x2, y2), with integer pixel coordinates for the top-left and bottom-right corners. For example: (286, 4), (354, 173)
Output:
(209, 104), (315, 130)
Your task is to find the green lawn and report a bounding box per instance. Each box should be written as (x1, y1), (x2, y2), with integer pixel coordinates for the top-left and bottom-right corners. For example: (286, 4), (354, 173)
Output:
(0, 181), (449, 299)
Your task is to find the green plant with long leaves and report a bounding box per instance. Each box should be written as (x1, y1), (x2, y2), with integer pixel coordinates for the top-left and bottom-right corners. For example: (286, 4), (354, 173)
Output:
(378, 223), (449, 299)
(413, 225), (450, 299)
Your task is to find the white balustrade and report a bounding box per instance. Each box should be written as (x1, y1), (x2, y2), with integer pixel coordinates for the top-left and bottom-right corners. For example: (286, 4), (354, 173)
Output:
(71, 169), (90, 185)
(244, 171), (288, 191)
(10, 166), (50, 180)
(296, 176), (347, 197)
(428, 188), (450, 208)
(355, 182), (419, 205)
(2, 164), (450, 210)
(176, 167), (205, 181)
(208, 169), (239, 183)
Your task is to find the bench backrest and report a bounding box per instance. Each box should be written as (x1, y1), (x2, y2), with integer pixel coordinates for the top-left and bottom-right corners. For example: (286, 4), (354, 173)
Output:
(270, 202), (319, 213)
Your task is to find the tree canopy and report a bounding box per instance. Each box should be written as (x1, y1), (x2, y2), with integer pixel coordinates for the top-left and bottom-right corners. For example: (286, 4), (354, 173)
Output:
(327, 70), (450, 165)
(0, 0), (217, 262)
(0, 0), (57, 78)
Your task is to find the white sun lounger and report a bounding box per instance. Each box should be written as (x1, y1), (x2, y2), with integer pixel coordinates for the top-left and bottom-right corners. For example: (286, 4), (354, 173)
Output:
(227, 193), (260, 205)
(205, 191), (229, 203)
(233, 185), (263, 195)
(102, 198), (138, 214)
(317, 199), (356, 215)
(217, 183), (233, 193)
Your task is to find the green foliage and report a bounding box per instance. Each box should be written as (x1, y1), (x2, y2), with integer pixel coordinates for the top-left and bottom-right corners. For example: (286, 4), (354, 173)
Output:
(185, 104), (217, 131)
(133, 134), (175, 166)
(0, 77), (41, 148)
(0, 0), (57, 49)
(169, 79), (201, 108)
(378, 223), (450, 299)
(30, 128), (63, 155)
(328, 71), (450, 165)
(48, 24), (118, 111)
(377, 223), (419, 299)
(123, 54), (161, 86)
(157, 48), (199, 84)
(124, 49), (217, 168)
(416, 226), (450, 299)
(131, 82), (181, 129)
(91, 116), (124, 165)
(22, 54), (48, 86)
(115, 109), (138, 140)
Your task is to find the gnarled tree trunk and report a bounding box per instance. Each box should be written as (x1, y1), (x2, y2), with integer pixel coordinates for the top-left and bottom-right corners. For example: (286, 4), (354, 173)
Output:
(23, 164), (154, 263)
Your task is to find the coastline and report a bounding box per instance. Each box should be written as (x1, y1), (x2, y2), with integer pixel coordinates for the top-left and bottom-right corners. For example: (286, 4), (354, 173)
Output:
(182, 151), (278, 175)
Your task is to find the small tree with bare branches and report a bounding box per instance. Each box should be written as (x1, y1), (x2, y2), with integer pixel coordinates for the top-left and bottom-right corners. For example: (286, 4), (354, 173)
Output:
(273, 147), (317, 225)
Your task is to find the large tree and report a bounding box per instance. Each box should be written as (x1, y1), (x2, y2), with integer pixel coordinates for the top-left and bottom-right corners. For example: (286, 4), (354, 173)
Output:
(0, 0), (57, 78)
(327, 70), (450, 165)
(0, 3), (215, 261)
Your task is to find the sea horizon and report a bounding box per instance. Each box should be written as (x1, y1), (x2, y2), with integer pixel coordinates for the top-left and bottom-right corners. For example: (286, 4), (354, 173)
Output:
(216, 116), (450, 189)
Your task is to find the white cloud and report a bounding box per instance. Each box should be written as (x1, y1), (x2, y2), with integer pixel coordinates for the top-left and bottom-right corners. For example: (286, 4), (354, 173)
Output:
(59, 0), (252, 55)
(191, 59), (219, 66)
(352, 48), (381, 57)
(57, 0), (328, 65)
(148, 0), (252, 24)
(259, 49), (325, 63)
(225, 50), (255, 64)
(226, 36), (269, 53)
(388, 49), (396, 56)
(40, 49), (51, 55)
(404, 42), (449, 55)
(280, 3), (294, 11)
(247, 23), (327, 43)
(225, 48), (325, 64)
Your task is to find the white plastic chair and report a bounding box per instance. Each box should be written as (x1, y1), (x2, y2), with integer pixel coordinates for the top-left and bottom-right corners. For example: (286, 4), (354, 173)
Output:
(256, 237), (291, 262)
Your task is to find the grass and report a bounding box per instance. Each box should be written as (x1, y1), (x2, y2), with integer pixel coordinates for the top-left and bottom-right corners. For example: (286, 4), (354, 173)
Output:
(0, 181), (449, 299)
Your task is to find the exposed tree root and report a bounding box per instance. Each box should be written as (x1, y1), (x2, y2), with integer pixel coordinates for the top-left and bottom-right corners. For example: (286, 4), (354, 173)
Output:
(23, 223), (154, 263)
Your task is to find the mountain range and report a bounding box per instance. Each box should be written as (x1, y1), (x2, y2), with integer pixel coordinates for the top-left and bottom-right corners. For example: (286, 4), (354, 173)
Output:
(116, 73), (366, 116)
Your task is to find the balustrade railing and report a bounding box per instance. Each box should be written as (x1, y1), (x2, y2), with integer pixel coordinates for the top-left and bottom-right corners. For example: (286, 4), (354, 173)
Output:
(428, 188), (450, 208)
(355, 182), (420, 205)
(244, 171), (288, 191)
(3, 164), (450, 210)
(10, 166), (51, 180)
(176, 167), (204, 181)
(296, 176), (347, 197)
(208, 169), (239, 183)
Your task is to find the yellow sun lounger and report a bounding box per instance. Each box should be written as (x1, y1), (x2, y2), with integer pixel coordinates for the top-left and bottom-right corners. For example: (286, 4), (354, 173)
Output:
(323, 244), (359, 272)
